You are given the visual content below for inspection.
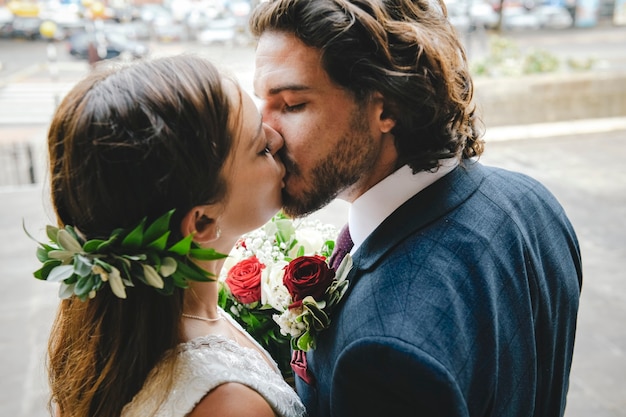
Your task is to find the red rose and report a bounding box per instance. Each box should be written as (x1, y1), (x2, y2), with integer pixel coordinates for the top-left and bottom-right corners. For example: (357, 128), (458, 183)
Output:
(283, 255), (335, 308)
(225, 256), (264, 304)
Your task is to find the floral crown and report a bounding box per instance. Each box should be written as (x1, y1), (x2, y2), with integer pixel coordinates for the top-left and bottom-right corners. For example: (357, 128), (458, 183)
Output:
(26, 210), (226, 301)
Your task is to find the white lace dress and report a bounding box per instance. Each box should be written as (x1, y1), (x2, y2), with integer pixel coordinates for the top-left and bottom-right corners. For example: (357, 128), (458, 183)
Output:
(122, 312), (306, 417)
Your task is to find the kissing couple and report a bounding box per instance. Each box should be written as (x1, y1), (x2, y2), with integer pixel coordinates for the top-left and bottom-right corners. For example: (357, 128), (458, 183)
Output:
(37, 1), (582, 417)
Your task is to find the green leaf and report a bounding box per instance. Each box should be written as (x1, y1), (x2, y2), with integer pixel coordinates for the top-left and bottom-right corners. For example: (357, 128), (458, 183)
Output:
(96, 232), (120, 252)
(47, 250), (74, 262)
(36, 246), (50, 262)
(143, 209), (174, 245)
(57, 229), (83, 253)
(171, 270), (190, 288)
(241, 310), (262, 329)
(274, 218), (296, 243)
(58, 282), (75, 299)
(74, 255), (93, 277)
(321, 240), (335, 258)
(157, 277), (175, 295)
(296, 330), (314, 351)
(74, 275), (95, 297)
(334, 254), (353, 281)
(47, 265), (75, 282)
(121, 218), (146, 250)
(83, 239), (106, 253)
(64, 225), (82, 243)
(34, 259), (62, 280)
(189, 247), (228, 261)
(217, 285), (228, 308)
(168, 234), (193, 255)
(46, 224), (60, 243)
(174, 261), (213, 282)
(93, 258), (112, 272)
(146, 232), (170, 251)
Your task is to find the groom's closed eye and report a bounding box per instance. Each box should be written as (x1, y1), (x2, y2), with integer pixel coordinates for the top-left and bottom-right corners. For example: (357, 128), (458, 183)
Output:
(284, 103), (306, 113)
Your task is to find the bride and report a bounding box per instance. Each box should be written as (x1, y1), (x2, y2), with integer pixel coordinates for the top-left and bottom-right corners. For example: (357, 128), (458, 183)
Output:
(39, 55), (305, 417)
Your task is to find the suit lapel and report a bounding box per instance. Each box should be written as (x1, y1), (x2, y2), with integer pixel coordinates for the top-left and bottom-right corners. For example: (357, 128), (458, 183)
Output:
(301, 161), (488, 396)
(352, 161), (486, 272)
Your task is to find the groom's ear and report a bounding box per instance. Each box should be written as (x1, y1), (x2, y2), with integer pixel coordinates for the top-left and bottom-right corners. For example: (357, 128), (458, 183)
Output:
(181, 205), (221, 244)
(371, 92), (396, 134)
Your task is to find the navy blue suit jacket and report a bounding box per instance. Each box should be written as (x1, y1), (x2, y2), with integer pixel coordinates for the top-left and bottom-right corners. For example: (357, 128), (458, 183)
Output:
(296, 162), (582, 417)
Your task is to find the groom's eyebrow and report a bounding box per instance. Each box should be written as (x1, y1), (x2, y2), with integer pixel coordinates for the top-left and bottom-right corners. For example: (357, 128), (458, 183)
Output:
(267, 84), (311, 95)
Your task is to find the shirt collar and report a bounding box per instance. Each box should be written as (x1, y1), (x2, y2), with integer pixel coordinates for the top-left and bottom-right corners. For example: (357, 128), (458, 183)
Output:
(348, 159), (458, 253)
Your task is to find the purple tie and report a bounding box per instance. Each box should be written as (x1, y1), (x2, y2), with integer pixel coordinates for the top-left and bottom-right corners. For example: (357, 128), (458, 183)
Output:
(329, 224), (353, 271)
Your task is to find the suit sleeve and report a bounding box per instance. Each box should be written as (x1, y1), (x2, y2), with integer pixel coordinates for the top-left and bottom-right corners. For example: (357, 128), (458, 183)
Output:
(331, 336), (469, 417)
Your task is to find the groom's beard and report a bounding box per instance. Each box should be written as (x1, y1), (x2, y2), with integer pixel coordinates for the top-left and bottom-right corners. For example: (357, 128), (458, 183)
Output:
(281, 109), (378, 218)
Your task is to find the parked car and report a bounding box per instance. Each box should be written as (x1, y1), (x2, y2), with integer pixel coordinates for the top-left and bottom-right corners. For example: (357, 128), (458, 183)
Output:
(501, 6), (541, 30)
(68, 31), (148, 61)
(102, 20), (151, 41)
(531, 5), (573, 29)
(10, 16), (41, 39)
(0, 7), (13, 38)
(38, 4), (84, 40)
(446, 0), (499, 31)
(197, 16), (237, 45)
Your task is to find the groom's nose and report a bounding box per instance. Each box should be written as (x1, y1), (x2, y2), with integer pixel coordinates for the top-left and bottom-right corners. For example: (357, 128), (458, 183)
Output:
(257, 101), (280, 133)
(264, 124), (284, 156)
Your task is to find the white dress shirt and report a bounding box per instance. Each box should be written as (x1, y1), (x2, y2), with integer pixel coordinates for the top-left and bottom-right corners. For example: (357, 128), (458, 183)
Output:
(349, 159), (458, 253)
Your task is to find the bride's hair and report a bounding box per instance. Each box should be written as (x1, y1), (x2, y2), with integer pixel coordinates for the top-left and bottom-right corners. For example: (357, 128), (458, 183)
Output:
(46, 55), (240, 417)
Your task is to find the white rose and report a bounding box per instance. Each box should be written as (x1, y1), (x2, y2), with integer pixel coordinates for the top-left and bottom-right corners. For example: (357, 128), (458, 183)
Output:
(261, 260), (291, 311)
(289, 227), (325, 258)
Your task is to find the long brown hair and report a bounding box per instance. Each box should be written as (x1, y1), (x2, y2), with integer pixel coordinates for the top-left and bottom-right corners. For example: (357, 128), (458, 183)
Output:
(250, 0), (485, 172)
(46, 55), (234, 417)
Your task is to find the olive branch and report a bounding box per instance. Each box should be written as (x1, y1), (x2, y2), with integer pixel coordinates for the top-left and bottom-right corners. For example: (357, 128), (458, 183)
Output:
(25, 210), (226, 301)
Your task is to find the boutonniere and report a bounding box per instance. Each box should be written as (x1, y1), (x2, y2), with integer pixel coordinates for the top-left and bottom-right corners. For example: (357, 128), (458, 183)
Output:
(218, 212), (351, 380)
(275, 253), (351, 351)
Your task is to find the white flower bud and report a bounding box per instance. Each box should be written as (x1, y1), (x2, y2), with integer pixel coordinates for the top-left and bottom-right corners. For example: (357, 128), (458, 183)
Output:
(142, 264), (164, 289)
(92, 264), (108, 281)
(108, 266), (127, 299)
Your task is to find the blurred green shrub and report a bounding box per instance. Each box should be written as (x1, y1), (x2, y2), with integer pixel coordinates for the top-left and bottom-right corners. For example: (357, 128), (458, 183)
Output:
(471, 35), (596, 77)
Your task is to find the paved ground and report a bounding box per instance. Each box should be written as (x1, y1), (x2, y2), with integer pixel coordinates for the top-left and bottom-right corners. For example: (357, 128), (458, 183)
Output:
(0, 45), (625, 417)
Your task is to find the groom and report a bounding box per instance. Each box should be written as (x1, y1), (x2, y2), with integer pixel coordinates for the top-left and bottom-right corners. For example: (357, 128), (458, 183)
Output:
(251, 1), (582, 416)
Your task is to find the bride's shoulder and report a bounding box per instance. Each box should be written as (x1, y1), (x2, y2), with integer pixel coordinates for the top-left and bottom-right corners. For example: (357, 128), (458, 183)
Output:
(124, 337), (305, 417)
(187, 382), (276, 417)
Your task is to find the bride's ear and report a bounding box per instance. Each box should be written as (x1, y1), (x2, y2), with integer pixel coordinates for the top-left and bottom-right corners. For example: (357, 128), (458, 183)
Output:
(181, 205), (221, 244)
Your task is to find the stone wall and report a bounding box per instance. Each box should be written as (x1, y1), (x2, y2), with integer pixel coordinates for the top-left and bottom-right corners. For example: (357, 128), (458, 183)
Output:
(473, 70), (626, 127)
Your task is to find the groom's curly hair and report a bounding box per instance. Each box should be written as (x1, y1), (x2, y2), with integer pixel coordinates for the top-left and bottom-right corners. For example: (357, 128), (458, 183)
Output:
(250, 0), (484, 173)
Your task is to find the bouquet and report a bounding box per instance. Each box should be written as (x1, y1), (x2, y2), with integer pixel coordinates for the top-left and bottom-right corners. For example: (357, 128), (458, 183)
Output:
(218, 212), (351, 380)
